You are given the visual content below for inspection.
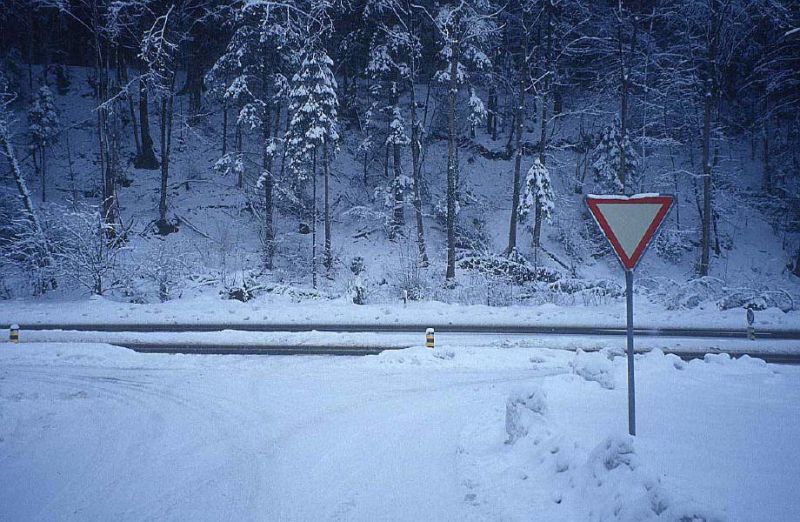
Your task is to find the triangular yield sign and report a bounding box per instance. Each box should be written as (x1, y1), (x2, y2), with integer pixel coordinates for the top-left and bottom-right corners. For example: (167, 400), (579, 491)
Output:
(586, 194), (673, 271)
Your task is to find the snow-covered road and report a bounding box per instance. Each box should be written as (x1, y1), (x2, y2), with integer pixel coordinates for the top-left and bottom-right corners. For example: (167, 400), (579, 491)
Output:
(2, 343), (799, 521)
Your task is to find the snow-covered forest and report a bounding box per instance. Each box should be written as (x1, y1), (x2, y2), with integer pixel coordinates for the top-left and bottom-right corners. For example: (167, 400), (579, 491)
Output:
(1, 0), (799, 308)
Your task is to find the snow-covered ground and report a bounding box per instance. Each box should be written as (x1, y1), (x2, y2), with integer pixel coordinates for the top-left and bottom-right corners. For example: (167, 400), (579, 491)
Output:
(2, 294), (799, 331)
(2, 342), (799, 521)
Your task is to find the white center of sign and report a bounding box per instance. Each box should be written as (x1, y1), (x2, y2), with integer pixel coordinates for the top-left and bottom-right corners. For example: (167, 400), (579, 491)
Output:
(595, 203), (663, 258)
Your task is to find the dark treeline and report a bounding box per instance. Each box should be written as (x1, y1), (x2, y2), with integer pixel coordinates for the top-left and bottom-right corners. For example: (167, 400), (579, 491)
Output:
(1, 0), (799, 296)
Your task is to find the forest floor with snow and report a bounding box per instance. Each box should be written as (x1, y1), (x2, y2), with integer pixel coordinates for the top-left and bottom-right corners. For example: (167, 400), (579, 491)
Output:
(2, 341), (799, 521)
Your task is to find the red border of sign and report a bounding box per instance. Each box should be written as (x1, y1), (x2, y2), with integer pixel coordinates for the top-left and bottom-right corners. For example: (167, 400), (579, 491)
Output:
(585, 195), (673, 271)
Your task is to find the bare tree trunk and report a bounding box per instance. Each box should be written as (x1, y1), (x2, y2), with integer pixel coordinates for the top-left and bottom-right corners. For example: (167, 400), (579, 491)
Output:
(120, 54), (141, 158)
(222, 101), (228, 156)
(99, 108), (120, 231)
(40, 145), (47, 203)
(663, 107), (680, 228)
(235, 123), (243, 188)
(135, 78), (159, 169)
(486, 85), (495, 137)
(323, 142), (332, 276)
(793, 245), (800, 278)
(410, 82), (429, 267)
(157, 93), (175, 233)
(619, 47), (629, 192)
(533, 7), (553, 249)
(762, 118), (771, 193)
(390, 71), (405, 239)
(699, 87), (713, 276)
(127, 89), (141, 157)
(532, 93), (547, 248)
(2, 124), (46, 238)
(158, 96), (168, 224)
(64, 129), (79, 204)
(262, 104), (274, 269)
(505, 114), (516, 151)
(699, 6), (718, 277)
(505, 77), (525, 254)
(311, 147), (318, 289)
(618, 6), (637, 194)
(322, 142), (333, 278)
(390, 131), (405, 239)
(384, 118), (390, 179)
(26, 10), (34, 93)
(84, 5), (119, 237)
(363, 150), (368, 186)
(180, 33), (205, 126)
(445, 32), (460, 281)
(487, 61), (498, 140)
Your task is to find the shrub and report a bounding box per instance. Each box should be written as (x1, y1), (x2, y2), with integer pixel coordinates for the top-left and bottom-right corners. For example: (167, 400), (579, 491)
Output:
(459, 251), (560, 285)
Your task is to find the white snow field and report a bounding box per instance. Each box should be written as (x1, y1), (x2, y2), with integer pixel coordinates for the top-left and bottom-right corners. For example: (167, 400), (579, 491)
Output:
(2, 342), (799, 521)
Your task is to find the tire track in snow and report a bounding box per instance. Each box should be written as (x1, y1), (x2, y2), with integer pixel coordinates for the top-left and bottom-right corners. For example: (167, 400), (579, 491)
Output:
(2, 363), (275, 520)
(261, 367), (565, 521)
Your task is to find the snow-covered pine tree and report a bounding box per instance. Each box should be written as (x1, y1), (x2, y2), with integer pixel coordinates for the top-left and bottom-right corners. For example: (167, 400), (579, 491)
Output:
(365, 19), (417, 239)
(592, 118), (639, 194)
(467, 87), (487, 139)
(363, 0), (430, 265)
(209, 4), (299, 268)
(28, 85), (58, 203)
(285, 48), (339, 286)
(213, 153), (245, 184)
(518, 158), (554, 246)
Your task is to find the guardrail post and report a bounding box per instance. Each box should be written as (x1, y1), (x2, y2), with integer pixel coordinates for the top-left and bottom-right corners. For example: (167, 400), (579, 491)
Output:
(746, 308), (755, 341)
(9, 324), (19, 344)
(425, 328), (434, 349)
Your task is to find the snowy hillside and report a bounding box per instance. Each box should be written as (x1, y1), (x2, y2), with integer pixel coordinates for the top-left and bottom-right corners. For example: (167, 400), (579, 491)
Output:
(0, 0), (799, 316)
(1, 61), (798, 315)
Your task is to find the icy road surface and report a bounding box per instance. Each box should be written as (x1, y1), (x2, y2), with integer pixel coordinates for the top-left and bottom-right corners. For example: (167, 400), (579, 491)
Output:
(2, 343), (799, 521)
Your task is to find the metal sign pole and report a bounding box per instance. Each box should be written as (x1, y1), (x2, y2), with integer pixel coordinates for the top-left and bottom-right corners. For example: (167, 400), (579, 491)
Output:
(585, 193), (674, 436)
(625, 269), (636, 436)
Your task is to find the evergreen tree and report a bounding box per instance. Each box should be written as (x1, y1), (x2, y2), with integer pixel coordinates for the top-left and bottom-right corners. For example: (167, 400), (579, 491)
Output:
(363, 0), (429, 265)
(366, 26), (415, 239)
(467, 87), (487, 139)
(518, 158), (554, 244)
(591, 119), (639, 194)
(285, 48), (339, 286)
(208, 3), (299, 268)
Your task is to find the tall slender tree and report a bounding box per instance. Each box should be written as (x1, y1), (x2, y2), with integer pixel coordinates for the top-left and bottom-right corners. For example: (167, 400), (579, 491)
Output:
(429, 0), (495, 280)
(141, 6), (180, 234)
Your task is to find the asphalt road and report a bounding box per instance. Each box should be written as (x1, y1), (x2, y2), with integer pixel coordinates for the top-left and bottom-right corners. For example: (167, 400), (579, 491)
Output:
(13, 322), (800, 339)
(118, 342), (800, 364)
(9, 322), (800, 363)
